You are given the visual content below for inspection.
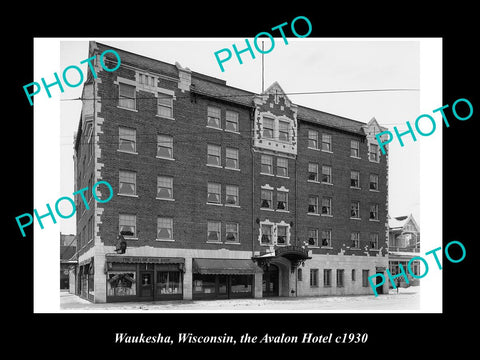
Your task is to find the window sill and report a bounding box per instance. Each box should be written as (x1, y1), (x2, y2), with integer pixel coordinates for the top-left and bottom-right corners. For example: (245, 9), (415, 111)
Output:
(207, 202), (223, 206)
(117, 106), (138, 112)
(156, 197), (175, 201)
(350, 156), (361, 160)
(260, 208), (274, 211)
(117, 149), (138, 155)
(225, 129), (240, 135)
(276, 243), (291, 247)
(117, 193), (138, 198)
(155, 115), (175, 121)
(260, 243), (274, 247)
(225, 241), (241, 245)
(307, 179), (320, 184)
(308, 147), (320, 151)
(322, 182), (333, 186)
(206, 241), (223, 244)
(321, 246), (333, 249)
(260, 172), (274, 177)
(321, 149), (333, 154)
(156, 156), (175, 161)
(276, 175), (289, 179)
(206, 125), (223, 131)
(276, 209), (290, 213)
(369, 219), (380, 222)
(225, 167), (240, 172)
(206, 164), (223, 169)
(225, 204), (240, 208)
(156, 238), (175, 242)
(307, 213), (320, 216)
(350, 186), (361, 190)
(124, 237), (138, 241)
(350, 217), (362, 221)
(369, 159), (380, 163)
(369, 189), (380, 192)
(321, 214), (333, 217)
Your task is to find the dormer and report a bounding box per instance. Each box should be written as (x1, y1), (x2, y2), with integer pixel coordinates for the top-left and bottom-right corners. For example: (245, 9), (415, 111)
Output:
(363, 117), (389, 162)
(253, 82), (298, 156)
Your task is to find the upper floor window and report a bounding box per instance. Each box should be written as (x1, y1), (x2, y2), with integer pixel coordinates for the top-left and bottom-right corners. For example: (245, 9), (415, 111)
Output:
(119, 170), (136, 195)
(261, 189), (273, 209)
(278, 121), (290, 142)
(351, 201), (360, 219)
(157, 176), (173, 200)
(351, 140), (360, 158)
(308, 163), (318, 181)
(261, 155), (273, 175)
(207, 106), (221, 128)
(351, 171), (360, 188)
(157, 134), (173, 159)
(277, 157), (288, 177)
(370, 174), (379, 191)
(119, 83), (136, 110)
(119, 213), (136, 238)
(321, 165), (332, 184)
(277, 191), (288, 211)
(277, 225), (288, 245)
(207, 144), (221, 166)
(321, 229), (332, 247)
(369, 143), (379, 162)
(226, 185), (239, 206)
(322, 134), (332, 152)
(308, 130), (318, 149)
(158, 217), (173, 240)
(119, 127), (136, 153)
(226, 111), (239, 132)
(351, 232), (360, 248)
(158, 95), (173, 118)
(308, 195), (319, 214)
(321, 197), (332, 216)
(226, 222), (239, 243)
(207, 221), (221, 242)
(370, 233), (379, 249)
(226, 147), (239, 169)
(261, 224), (273, 244)
(308, 228), (318, 247)
(263, 117), (274, 139)
(207, 182), (221, 204)
(370, 204), (379, 220)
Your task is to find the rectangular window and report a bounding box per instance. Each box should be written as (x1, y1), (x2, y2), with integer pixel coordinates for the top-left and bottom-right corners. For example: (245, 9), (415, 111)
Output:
(308, 130), (318, 149)
(226, 222), (239, 243)
(278, 121), (289, 141)
(277, 157), (288, 177)
(321, 165), (332, 184)
(370, 204), (379, 220)
(119, 127), (136, 153)
(207, 182), (221, 204)
(337, 269), (344, 287)
(226, 111), (239, 132)
(321, 230), (331, 247)
(362, 270), (370, 287)
(370, 233), (379, 249)
(310, 269), (319, 287)
(352, 269), (356, 282)
(308, 163), (318, 181)
(261, 189), (273, 209)
(277, 225), (288, 245)
(119, 83), (136, 109)
(119, 214), (136, 237)
(207, 106), (221, 128)
(369, 143), (379, 162)
(226, 147), (239, 169)
(308, 195), (318, 214)
(351, 171), (360, 188)
(351, 140), (360, 157)
(119, 170), (136, 195)
(297, 268), (303, 281)
(321, 197), (332, 216)
(261, 224), (273, 244)
(157, 95), (173, 118)
(322, 134), (332, 152)
(157, 271), (182, 295)
(263, 117), (274, 139)
(157, 134), (173, 159)
(370, 174), (379, 191)
(308, 228), (318, 247)
(207, 144), (221, 166)
(351, 232), (360, 248)
(277, 191), (288, 211)
(157, 217), (173, 240)
(157, 176), (173, 199)
(226, 185), (239, 206)
(351, 201), (360, 219)
(323, 269), (332, 287)
(207, 221), (221, 242)
(261, 155), (273, 174)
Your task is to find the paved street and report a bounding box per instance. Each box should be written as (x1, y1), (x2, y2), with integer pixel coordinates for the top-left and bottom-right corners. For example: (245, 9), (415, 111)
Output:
(60, 286), (419, 312)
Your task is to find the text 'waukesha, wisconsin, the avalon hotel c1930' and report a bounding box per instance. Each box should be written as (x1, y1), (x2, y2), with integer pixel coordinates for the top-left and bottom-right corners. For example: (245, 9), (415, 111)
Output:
(72, 41), (393, 303)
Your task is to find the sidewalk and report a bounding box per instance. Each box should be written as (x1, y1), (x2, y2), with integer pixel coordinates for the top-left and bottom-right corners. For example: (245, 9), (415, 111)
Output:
(60, 286), (420, 312)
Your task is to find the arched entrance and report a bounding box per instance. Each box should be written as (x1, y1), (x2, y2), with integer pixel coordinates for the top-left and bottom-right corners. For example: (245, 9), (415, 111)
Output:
(262, 264), (279, 297)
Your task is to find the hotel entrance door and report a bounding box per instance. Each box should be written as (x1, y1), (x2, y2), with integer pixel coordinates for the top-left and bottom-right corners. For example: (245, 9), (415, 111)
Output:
(262, 264), (279, 297)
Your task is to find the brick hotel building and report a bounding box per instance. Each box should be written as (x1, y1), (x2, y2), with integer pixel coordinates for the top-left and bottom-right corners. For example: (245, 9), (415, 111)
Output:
(73, 41), (390, 303)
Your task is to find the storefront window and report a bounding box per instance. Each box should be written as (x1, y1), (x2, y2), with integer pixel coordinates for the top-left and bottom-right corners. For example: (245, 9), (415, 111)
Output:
(231, 275), (252, 294)
(107, 271), (136, 296)
(193, 274), (216, 294)
(88, 275), (94, 296)
(157, 271), (182, 295)
(218, 275), (228, 294)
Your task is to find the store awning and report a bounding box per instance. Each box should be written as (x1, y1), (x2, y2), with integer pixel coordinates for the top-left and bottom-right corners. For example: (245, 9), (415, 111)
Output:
(192, 258), (263, 275)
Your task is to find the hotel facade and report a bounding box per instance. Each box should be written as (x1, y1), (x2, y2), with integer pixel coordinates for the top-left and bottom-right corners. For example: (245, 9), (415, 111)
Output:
(73, 41), (390, 303)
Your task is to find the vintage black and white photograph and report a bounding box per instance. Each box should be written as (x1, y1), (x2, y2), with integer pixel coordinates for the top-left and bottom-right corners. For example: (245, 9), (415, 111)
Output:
(31, 37), (443, 313)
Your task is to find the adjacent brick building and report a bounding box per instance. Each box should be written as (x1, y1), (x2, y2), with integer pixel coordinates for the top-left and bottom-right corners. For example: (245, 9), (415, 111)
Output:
(73, 41), (390, 303)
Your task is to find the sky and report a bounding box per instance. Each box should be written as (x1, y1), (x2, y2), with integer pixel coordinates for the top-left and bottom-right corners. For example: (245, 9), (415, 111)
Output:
(59, 38), (423, 235)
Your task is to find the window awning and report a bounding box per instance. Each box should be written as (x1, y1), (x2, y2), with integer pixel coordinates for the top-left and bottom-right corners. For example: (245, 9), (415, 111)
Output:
(193, 258), (263, 275)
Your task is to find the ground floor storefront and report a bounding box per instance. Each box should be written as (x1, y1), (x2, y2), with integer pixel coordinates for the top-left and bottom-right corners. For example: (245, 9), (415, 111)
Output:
(74, 246), (389, 303)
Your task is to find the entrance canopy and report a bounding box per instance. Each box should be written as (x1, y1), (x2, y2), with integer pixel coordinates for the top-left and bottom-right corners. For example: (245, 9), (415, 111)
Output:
(193, 258), (263, 275)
